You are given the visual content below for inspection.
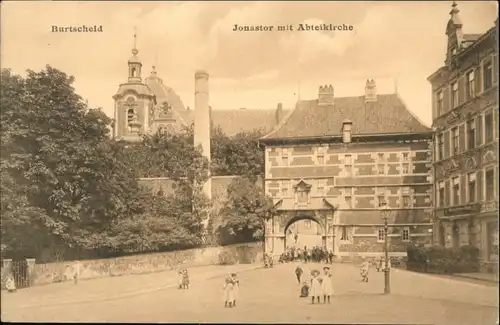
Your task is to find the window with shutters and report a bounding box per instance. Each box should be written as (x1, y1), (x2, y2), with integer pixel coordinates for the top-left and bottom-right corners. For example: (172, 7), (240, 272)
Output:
(467, 119), (476, 150)
(438, 133), (445, 160)
(483, 60), (493, 91)
(377, 164), (385, 175)
(485, 169), (495, 201)
(485, 112), (494, 143)
(451, 81), (459, 108)
(402, 152), (409, 161)
(377, 229), (385, 242)
(467, 173), (476, 203)
(377, 153), (385, 162)
(452, 177), (460, 206)
(438, 181), (446, 207)
(451, 127), (460, 155)
(437, 91), (444, 116)
(402, 227), (410, 242)
(466, 70), (475, 100)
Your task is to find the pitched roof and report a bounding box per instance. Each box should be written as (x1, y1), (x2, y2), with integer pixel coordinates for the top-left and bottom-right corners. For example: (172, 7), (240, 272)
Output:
(463, 33), (482, 42)
(177, 108), (290, 136)
(262, 94), (431, 140)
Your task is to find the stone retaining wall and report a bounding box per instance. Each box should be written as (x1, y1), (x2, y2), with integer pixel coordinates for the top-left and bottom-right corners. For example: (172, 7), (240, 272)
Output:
(2, 242), (263, 288)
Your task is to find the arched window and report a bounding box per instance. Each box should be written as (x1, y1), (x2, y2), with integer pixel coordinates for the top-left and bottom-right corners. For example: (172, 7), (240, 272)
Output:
(127, 108), (137, 132)
(127, 108), (136, 123)
(131, 67), (137, 77)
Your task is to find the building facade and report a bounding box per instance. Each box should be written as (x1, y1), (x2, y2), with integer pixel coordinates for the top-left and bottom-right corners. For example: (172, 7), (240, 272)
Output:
(428, 3), (498, 271)
(260, 81), (434, 259)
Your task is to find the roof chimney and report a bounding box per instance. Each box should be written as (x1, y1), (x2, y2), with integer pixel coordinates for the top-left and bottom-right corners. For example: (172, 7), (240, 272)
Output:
(275, 103), (283, 125)
(318, 85), (334, 106)
(364, 79), (377, 103)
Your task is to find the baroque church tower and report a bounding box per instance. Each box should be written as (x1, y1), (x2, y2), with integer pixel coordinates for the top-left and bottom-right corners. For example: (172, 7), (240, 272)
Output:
(113, 31), (156, 142)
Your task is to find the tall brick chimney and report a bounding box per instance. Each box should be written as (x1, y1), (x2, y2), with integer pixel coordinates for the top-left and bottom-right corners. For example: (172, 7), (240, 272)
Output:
(318, 85), (334, 106)
(194, 70), (211, 202)
(275, 102), (283, 125)
(364, 79), (377, 103)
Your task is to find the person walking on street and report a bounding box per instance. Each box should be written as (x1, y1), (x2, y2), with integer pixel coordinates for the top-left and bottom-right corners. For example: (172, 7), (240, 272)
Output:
(295, 265), (303, 284)
(360, 257), (370, 282)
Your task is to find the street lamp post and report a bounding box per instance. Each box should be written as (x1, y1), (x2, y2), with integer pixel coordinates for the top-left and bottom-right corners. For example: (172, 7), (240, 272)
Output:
(380, 202), (391, 294)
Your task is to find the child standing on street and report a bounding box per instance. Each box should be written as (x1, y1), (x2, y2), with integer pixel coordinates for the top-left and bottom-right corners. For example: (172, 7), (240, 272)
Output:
(182, 269), (190, 289)
(231, 273), (239, 307)
(321, 266), (333, 304)
(177, 270), (184, 289)
(223, 276), (235, 308)
(309, 270), (322, 304)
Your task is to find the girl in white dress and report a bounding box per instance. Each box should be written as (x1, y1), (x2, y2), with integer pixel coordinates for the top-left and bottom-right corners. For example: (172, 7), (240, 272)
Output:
(360, 257), (370, 282)
(177, 271), (184, 289)
(309, 270), (322, 304)
(321, 266), (333, 304)
(223, 276), (235, 308)
(231, 273), (239, 307)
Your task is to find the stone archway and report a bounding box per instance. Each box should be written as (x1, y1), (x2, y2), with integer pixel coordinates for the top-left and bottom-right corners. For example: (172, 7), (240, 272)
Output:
(265, 208), (335, 256)
(284, 215), (325, 251)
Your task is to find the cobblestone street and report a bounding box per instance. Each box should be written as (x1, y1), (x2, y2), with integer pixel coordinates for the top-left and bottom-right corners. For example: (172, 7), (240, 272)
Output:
(1, 262), (498, 324)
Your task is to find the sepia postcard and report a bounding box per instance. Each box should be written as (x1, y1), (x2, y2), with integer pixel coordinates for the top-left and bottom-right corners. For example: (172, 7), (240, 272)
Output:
(0, 1), (498, 324)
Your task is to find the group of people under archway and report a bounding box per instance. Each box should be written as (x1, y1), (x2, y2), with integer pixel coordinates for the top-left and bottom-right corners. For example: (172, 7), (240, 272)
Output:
(279, 246), (334, 264)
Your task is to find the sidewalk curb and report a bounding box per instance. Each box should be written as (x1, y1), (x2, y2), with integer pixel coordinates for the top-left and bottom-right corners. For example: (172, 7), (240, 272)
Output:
(6, 264), (263, 310)
(451, 273), (499, 284)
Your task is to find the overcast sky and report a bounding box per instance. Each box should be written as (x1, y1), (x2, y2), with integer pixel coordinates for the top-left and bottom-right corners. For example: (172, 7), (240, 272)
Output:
(2, 1), (498, 126)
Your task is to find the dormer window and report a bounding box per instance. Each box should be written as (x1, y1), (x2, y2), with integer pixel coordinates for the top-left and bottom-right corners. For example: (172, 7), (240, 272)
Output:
(342, 120), (353, 144)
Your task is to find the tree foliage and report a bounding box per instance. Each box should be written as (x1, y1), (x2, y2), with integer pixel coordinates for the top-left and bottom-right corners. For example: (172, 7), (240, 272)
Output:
(210, 125), (265, 180)
(0, 66), (209, 259)
(217, 177), (275, 245)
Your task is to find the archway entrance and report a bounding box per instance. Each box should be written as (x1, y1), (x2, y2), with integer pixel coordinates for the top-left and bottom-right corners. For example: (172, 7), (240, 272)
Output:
(284, 216), (325, 252)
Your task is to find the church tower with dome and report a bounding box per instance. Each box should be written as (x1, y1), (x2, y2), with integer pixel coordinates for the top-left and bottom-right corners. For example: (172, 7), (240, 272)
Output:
(113, 31), (191, 141)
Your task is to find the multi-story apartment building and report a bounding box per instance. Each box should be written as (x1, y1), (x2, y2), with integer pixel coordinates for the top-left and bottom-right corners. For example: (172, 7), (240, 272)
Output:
(428, 3), (498, 271)
(260, 81), (434, 259)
